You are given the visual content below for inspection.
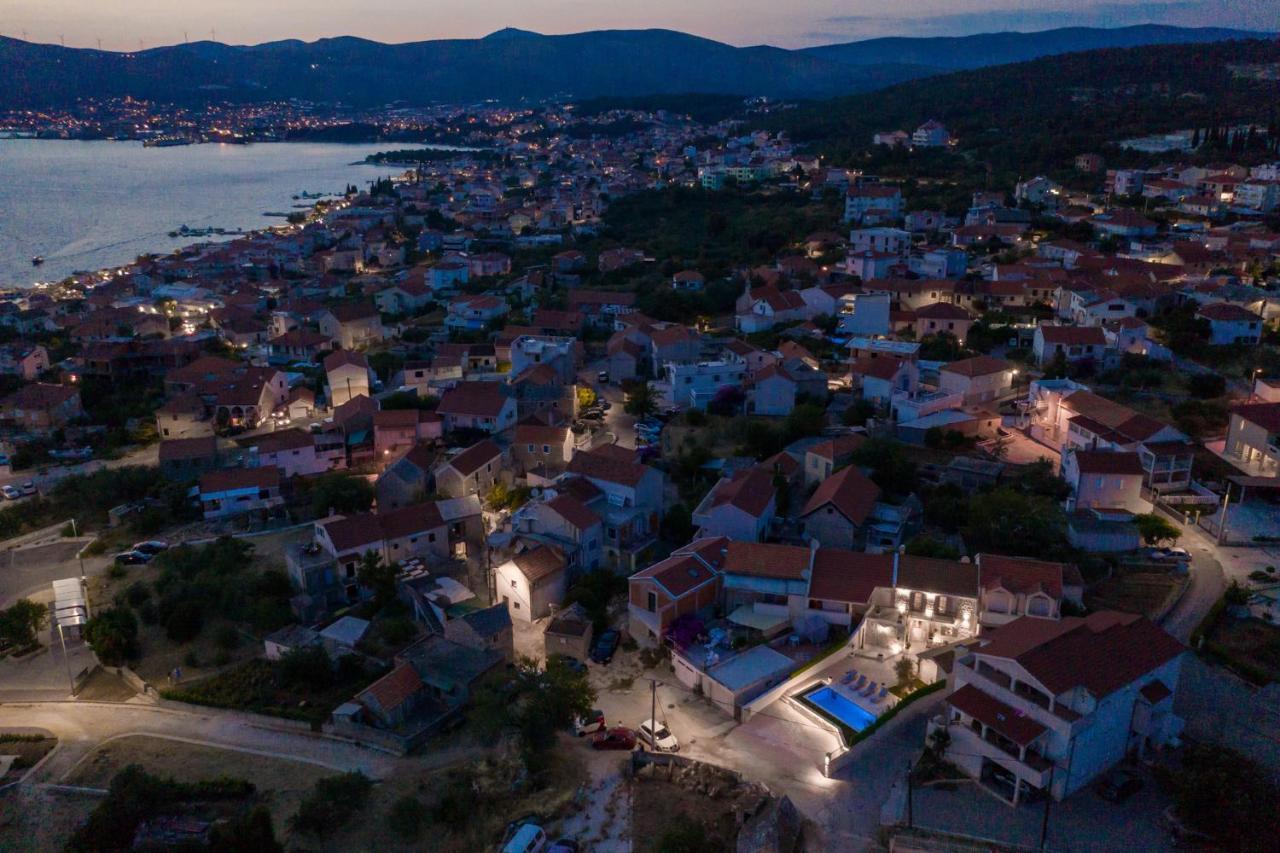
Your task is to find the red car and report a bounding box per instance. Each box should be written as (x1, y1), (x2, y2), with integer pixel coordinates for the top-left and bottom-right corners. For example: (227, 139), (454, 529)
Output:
(592, 727), (637, 751)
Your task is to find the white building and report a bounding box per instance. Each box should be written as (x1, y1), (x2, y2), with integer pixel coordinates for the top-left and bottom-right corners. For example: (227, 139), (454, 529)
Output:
(930, 611), (1185, 804)
(664, 360), (747, 410)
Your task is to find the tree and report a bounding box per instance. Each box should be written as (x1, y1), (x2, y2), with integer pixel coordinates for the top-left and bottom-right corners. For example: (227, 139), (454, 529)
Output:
(623, 380), (659, 419)
(84, 608), (139, 666)
(357, 551), (399, 610)
(964, 488), (1068, 558)
(1134, 513), (1181, 545)
(0, 598), (48, 650)
(309, 473), (374, 517)
(904, 535), (961, 559)
(473, 655), (596, 772)
(576, 386), (597, 410)
(209, 807), (283, 853)
(290, 772), (373, 835)
(851, 437), (917, 495)
(894, 656), (916, 687)
(662, 504), (695, 544)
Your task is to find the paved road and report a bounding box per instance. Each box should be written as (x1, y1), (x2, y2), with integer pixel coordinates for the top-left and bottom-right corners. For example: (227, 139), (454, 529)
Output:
(1160, 534), (1226, 643)
(0, 701), (411, 784)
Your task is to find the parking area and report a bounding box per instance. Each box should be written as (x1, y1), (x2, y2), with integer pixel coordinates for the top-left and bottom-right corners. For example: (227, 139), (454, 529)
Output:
(909, 762), (1174, 852)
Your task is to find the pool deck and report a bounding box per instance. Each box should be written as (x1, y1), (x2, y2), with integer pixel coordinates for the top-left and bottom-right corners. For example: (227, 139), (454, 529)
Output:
(802, 650), (905, 721)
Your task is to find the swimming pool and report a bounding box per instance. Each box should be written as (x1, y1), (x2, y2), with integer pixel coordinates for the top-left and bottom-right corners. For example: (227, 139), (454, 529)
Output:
(805, 685), (879, 732)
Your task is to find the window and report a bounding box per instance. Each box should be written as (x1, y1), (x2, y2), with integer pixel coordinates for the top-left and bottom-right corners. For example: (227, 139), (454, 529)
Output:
(510, 579), (517, 589)
(428, 532), (436, 542)
(910, 591), (926, 612)
(527, 444), (534, 452)
(542, 445), (550, 454)
(647, 591), (657, 612)
(935, 595), (951, 616)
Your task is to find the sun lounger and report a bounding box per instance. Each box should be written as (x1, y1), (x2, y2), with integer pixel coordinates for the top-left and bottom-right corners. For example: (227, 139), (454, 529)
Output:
(872, 687), (889, 704)
(841, 670), (855, 685)
(852, 674), (867, 690)
(861, 681), (878, 697)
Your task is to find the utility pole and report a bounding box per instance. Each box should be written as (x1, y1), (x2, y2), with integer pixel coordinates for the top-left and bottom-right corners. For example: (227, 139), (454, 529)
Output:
(906, 759), (914, 827)
(649, 678), (657, 743)
(1039, 764), (1056, 850)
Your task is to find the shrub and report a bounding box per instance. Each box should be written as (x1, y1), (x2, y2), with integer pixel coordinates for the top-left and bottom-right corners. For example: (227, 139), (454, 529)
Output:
(125, 582), (151, 607)
(388, 796), (428, 841)
(290, 772), (373, 835)
(164, 599), (205, 643)
(84, 608), (139, 666)
(214, 624), (241, 651)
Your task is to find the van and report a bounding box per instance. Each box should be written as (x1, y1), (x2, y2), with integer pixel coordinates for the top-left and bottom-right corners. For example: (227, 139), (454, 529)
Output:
(501, 823), (546, 853)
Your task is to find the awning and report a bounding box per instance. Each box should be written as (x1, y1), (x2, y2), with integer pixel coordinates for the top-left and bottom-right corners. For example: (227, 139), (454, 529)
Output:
(727, 605), (790, 634)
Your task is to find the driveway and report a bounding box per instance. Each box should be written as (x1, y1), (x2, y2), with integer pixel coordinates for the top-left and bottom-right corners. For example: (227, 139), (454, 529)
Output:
(1159, 534), (1225, 643)
(584, 645), (945, 849)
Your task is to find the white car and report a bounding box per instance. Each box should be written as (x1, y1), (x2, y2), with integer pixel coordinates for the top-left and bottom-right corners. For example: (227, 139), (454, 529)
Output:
(0, 485), (20, 500)
(501, 823), (547, 853)
(638, 719), (679, 752)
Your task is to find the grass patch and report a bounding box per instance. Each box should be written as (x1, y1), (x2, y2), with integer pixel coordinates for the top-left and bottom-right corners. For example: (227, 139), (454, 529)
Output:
(1204, 616), (1280, 686)
(1085, 568), (1186, 619)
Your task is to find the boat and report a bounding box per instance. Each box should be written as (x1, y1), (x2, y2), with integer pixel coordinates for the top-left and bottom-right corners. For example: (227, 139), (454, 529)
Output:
(31, 256), (44, 266)
(143, 135), (193, 148)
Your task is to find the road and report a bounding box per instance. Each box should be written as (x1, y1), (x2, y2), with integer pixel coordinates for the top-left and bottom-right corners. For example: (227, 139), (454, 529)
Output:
(0, 701), (412, 784)
(1160, 533), (1226, 643)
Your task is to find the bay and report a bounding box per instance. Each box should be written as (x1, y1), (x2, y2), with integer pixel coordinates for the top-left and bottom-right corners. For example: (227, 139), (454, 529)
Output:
(0, 140), (410, 288)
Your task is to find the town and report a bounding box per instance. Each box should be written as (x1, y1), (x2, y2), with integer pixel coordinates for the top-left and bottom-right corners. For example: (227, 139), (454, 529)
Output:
(2, 44), (1280, 853)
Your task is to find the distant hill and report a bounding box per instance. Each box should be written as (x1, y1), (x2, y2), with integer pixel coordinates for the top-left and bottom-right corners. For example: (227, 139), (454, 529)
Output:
(0, 29), (932, 109)
(771, 37), (1280, 175)
(801, 24), (1268, 71)
(0, 24), (1266, 109)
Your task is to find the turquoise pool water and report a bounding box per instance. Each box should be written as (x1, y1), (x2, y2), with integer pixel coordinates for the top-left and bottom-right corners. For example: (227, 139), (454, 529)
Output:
(806, 685), (878, 731)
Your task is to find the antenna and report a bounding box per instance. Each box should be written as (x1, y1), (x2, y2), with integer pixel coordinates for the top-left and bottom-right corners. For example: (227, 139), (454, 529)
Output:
(138, 38), (144, 51)
(183, 30), (188, 43)
(211, 28), (216, 42)
(97, 37), (102, 50)
(60, 34), (65, 47)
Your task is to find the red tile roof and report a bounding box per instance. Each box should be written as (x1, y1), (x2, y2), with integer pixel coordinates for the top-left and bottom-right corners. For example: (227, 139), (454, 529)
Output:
(942, 355), (1016, 378)
(566, 447), (651, 488)
(706, 466), (776, 519)
(544, 494), (600, 530)
(978, 611), (1185, 698)
(200, 466), (280, 493)
(445, 439), (503, 477)
(631, 553), (718, 597)
(977, 554), (1067, 598)
(361, 662), (424, 714)
(947, 684), (1047, 746)
(801, 465), (880, 525)
(722, 541), (812, 581)
(512, 544), (567, 584)
(437, 381), (510, 418)
(808, 551), (893, 604)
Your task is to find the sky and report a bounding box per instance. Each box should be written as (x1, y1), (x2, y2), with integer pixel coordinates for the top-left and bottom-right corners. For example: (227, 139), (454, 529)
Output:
(1, 0), (1276, 51)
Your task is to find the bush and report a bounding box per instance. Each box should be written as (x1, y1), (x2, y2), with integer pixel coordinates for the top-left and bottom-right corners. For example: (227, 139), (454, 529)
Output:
(277, 645), (335, 690)
(84, 608), (139, 666)
(290, 772), (373, 835)
(1187, 373), (1226, 399)
(163, 598), (205, 643)
(125, 582), (151, 607)
(0, 599), (48, 650)
(657, 814), (709, 853)
(214, 624), (241, 651)
(388, 796), (429, 841)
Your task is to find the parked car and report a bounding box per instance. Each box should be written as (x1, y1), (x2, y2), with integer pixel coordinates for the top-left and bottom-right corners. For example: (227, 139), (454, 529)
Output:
(131, 540), (170, 555)
(49, 447), (93, 460)
(597, 400), (611, 411)
(592, 727), (637, 751)
(589, 629), (620, 664)
(113, 550), (152, 565)
(1095, 768), (1144, 803)
(597, 371), (610, 383)
(580, 410), (604, 421)
(19, 481), (37, 496)
(501, 823), (547, 853)
(551, 654), (587, 676)
(0, 485), (20, 500)
(637, 719), (679, 752)
(573, 709), (606, 736)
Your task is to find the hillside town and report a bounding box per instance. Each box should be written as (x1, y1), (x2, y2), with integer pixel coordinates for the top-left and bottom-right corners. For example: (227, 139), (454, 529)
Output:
(2, 95), (1280, 852)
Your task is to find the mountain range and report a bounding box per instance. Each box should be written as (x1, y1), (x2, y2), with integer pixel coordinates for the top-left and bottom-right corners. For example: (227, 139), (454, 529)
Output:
(0, 24), (1270, 109)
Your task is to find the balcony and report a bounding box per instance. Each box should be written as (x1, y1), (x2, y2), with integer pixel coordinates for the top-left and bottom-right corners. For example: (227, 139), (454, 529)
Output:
(949, 719), (1053, 791)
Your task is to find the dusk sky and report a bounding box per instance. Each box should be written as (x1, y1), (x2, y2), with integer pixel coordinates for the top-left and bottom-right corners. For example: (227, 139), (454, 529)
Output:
(2, 0), (1276, 51)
